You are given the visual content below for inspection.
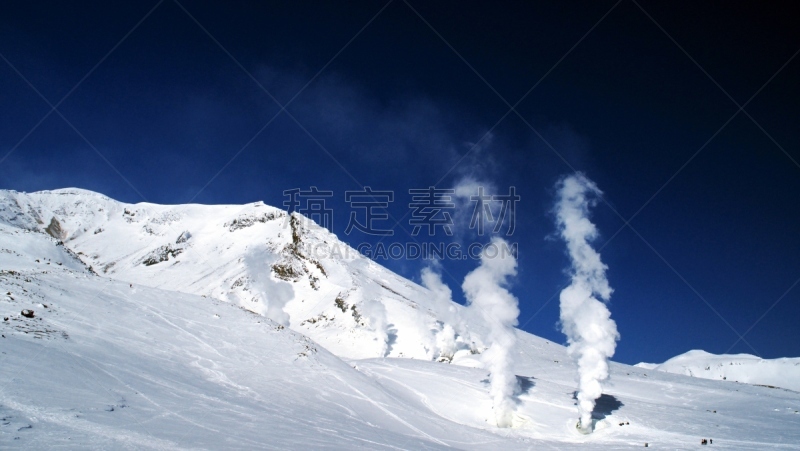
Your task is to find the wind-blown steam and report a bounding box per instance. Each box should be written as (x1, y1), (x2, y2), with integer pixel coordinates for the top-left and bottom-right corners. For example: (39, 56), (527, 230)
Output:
(363, 299), (389, 357)
(360, 283), (390, 357)
(421, 267), (469, 360)
(554, 173), (619, 433)
(462, 237), (519, 428)
(245, 253), (294, 327)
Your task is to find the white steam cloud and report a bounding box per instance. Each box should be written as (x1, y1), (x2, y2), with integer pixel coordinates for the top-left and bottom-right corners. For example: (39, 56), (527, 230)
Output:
(462, 237), (520, 428)
(452, 176), (502, 239)
(360, 283), (390, 357)
(245, 253), (294, 327)
(554, 173), (619, 433)
(362, 300), (389, 357)
(420, 267), (470, 360)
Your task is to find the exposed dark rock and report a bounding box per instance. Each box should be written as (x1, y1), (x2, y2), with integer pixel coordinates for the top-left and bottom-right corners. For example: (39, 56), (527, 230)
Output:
(224, 212), (284, 232)
(44, 217), (65, 239)
(335, 295), (347, 313)
(141, 244), (183, 266)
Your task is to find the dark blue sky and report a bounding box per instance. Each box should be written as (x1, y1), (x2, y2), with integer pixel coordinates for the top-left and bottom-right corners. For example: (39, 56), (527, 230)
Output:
(2, 1), (798, 365)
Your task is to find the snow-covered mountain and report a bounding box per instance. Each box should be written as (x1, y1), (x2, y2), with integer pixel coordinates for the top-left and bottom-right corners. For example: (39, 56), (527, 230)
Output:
(2, 188), (799, 449)
(0, 188), (482, 361)
(637, 350), (800, 392)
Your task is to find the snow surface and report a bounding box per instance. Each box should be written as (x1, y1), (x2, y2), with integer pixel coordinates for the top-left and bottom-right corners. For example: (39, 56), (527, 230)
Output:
(1, 189), (799, 449)
(637, 350), (800, 392)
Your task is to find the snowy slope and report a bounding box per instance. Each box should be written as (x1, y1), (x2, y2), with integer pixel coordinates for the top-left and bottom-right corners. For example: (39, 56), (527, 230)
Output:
(0, 225), (480, 448)
(2, 188), (800, 449)
(0, 188), (479, 361)
(637, 350), (800, 392)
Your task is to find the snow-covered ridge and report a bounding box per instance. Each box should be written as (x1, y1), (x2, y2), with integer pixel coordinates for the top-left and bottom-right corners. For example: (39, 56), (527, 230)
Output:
(0, 188), (486, 361)
(637, 349), (800, 392)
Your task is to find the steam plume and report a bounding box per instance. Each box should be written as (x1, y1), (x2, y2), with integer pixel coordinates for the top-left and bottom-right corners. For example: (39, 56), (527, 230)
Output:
(554, 173), (619, 433)
(421, 267), (469, 360)
(360, 283), (390, 357)
(462, 237), (519, 428)
(363, 299), (389, 357)
(245, 253), (294, 327)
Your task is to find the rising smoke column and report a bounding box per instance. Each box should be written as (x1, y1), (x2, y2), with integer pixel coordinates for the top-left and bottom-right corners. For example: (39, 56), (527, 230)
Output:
(554, 173), (619, 433)
(359, 282), (390, 357)
(361, 297), (389, 357)
(245, 253), (294, 327)
(421, 267), (470, 360)
(462, 237), (520, 428)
